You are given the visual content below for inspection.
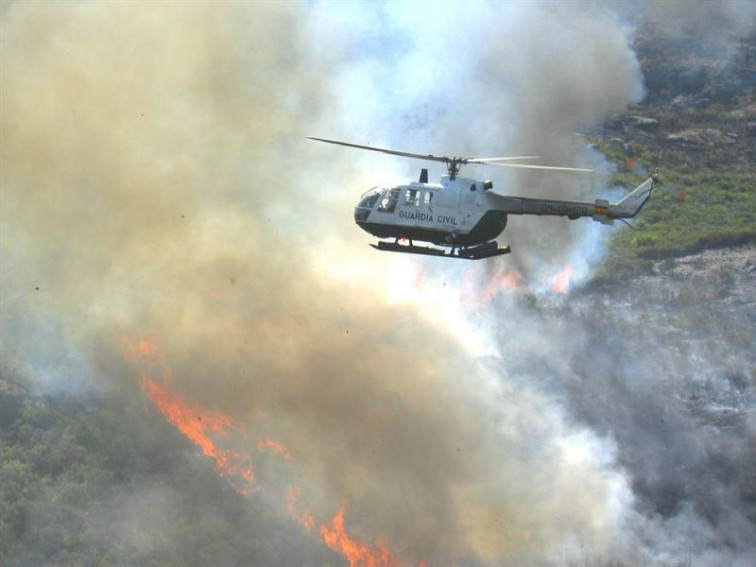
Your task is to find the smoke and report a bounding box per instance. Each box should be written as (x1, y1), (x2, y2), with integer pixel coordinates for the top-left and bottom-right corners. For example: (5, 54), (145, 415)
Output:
(476, 246), (756, 565)
(1, 1), (754, 566)
(635, 0), (756, 43)
(346, 0), (645, 280)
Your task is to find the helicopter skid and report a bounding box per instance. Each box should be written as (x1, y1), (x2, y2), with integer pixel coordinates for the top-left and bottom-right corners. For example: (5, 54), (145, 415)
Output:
(371, 241), (510, 260)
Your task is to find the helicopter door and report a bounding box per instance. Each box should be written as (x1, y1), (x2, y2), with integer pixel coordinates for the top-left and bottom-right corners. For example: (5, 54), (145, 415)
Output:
(423, 191), (434, 213)
(378, 188), (400, 213)
(461, 182), (481, 226)
(404, 188), (421, 207)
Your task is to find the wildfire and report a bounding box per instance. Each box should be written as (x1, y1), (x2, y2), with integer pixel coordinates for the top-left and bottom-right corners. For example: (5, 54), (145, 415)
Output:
(551, 266), (575, 294)
(288, 488), (401, 566)
(123, 336), (415, 566)
(461, 267), (522, 306)
(493, 270), (522, 294)
(257, 438), (293, 460)
(287, 485), (317, 533)
(321, 506), (399, 567)
(123, 337), (256, 494)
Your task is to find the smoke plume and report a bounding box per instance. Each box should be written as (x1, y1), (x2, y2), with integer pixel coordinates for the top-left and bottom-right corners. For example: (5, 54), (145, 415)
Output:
(2, 1), (753, 565)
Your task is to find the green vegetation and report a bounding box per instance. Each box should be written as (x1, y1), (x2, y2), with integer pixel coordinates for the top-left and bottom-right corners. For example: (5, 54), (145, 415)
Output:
(0, 381), (330, 567)
(594, 143), (755, 282)
(587, 26), (756, 283)
(591, 102), (755, 284)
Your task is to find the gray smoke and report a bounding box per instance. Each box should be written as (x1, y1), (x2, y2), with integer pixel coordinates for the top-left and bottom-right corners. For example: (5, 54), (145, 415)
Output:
(478, 246), (756, 565)
(1, 1), (754, 565)
(635, 0), (756, 43)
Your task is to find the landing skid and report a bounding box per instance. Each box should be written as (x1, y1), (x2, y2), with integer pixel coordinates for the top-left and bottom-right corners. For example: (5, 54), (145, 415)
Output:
(370, 241), (511, 260)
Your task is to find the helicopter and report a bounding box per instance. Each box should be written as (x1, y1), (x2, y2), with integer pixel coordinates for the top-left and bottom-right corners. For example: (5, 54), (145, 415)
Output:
(309, 137), (660, 260)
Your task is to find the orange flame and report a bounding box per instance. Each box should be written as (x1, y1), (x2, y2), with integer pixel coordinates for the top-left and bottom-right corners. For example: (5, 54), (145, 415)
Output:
(493, 270), (522, 293)
(321, 506), (399, 567)
(288, 488), (401, 565)
(257, 439), (293, 460)
(287, 485), (317, 534)
(461, 267), (522, 306)
(124, 337), (417, 566)
(551, 266), (575, 294)
(123, 337), (256, 494)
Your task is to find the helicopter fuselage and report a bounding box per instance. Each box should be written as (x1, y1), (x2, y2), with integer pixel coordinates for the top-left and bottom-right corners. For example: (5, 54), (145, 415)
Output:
(310, 137), (658, 258)
(354, 175), (509, 247)
(353, 171), (659, 256)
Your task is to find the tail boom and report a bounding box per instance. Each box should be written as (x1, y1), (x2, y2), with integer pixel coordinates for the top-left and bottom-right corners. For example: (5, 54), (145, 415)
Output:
(490, 173), (659, 226)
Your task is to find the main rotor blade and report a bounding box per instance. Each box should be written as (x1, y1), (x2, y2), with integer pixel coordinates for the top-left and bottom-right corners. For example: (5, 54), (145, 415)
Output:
(467, 156), (542, 162)
(307, 137), (451, 165)
(479, 161), (594, 172)
(308, 137), (592, 173)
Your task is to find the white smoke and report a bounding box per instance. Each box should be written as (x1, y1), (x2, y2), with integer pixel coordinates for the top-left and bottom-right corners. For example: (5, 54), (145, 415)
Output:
(2, 1), (753, 565)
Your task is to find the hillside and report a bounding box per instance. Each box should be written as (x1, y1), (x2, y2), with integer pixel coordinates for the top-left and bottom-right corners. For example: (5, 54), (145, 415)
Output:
(591, 26), (755, 282)
(2, 241), (753, 566)
(0, 373), (335, 566)
(1, 7), (754, 567)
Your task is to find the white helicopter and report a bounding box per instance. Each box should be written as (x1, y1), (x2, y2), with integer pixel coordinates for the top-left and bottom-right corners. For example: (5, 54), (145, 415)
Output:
(309, 137), (659, 260)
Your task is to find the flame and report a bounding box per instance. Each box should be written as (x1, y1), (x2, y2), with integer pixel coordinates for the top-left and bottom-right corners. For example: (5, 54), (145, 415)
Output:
(461, 267), (522, 306)
(257, 438), (293, 460)
(123, 337), (256, 494)
(551, 266), (575, 294)
(124, 337), (417, 565)
(320, 505), (399, 567)
(288, 487), (403, 566)
(287, 485), (317, 533)
(492, 270), (522, 293)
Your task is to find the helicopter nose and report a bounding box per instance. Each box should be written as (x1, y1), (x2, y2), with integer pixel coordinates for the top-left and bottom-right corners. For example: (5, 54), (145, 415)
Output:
(354, 205), (370, 223)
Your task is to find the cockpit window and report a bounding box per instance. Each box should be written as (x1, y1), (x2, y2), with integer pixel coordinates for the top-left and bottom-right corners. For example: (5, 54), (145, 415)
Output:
(378, 188), (401, 213)
(405, 189), (421, 206)
(357, 190), (380, 209)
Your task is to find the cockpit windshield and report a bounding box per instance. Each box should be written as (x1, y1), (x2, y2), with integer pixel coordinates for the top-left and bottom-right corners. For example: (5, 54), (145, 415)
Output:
(357, 188), (381, 209)
(354, 188), (381, 223)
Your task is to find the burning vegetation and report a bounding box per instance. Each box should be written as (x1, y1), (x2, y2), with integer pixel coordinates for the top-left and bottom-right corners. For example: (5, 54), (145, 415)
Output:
(123, 336), (412, 566)
(123, 338), (257, 494)
(2, 1), (755, 566)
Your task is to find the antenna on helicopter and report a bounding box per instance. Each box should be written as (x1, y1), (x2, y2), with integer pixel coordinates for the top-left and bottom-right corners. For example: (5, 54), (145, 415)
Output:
(307, 137), (592, 179)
